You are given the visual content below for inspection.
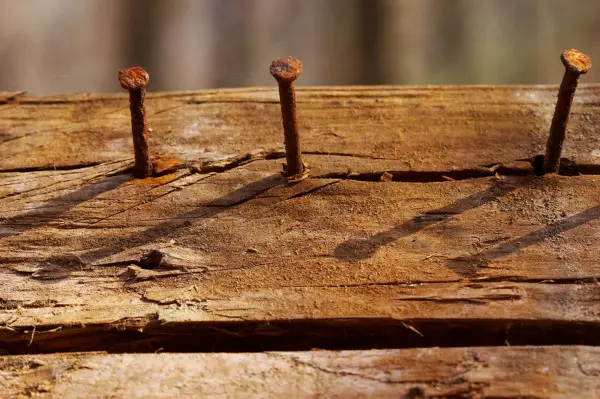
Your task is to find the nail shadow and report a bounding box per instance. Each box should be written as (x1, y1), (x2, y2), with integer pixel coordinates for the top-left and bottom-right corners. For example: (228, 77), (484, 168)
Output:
(33, 173), (285, 278)
(333, 180), (525, 261)
(0, 174), (131, 239)
(447, 204), (600, 278)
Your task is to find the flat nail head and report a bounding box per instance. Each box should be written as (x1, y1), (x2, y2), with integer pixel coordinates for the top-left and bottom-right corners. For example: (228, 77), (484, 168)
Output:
(270, 57), (303, 84)
(119, 66), (150, 90)
(561, 49), (591, 75)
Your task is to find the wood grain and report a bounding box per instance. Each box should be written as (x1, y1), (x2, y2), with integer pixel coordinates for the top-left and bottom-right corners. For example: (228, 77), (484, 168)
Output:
(2, 86), (600, 394)
(2, 346), (599, 398)
(2, 85), (600, 172)
(1, 156), (600, 352)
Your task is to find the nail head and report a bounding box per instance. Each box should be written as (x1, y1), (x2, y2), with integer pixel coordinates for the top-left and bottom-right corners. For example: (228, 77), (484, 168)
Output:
(270, 57), (303, 83)
(561, 49), (591, 75)
(119, 66), (150, 90)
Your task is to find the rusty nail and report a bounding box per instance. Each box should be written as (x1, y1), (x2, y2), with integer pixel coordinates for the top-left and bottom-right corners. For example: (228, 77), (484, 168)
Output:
(119, 66), (153, 178)
(270, 57), (308, 182)
(543, 49), (591, 174)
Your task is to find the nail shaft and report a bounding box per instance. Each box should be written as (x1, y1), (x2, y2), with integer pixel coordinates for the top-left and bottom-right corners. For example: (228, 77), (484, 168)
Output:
(278, 82), (303, 176)
(119, 67), (153, 178)
(270, 57), (307, 180)
(543, 49), (591, 174)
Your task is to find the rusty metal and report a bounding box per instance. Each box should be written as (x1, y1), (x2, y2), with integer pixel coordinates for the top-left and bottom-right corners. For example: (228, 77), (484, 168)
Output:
(543, 49), (591, 174)
(119, 66), (153, 178)
(270, 57), (308, 182)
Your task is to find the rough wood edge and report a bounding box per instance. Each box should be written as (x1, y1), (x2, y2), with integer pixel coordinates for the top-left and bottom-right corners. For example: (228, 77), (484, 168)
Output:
(1, 346), (599, 398)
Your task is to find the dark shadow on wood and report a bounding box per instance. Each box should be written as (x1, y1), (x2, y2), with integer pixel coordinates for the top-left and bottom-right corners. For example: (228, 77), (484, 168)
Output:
(35, 173), (286, 273)
(0, 174), (130, 239)
(447, 204), (600, 276)
(333, 178), (528, 262)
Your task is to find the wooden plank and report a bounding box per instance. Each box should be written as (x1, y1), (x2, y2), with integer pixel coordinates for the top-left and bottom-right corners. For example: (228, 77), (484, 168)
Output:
(1, 85), (600, 172)
(1, 155), (600, 352)
(2, 280), (600, 354)
(2, 158), (599, 281)
(1, 86), (600, 357)
(1, 347), (599, 398)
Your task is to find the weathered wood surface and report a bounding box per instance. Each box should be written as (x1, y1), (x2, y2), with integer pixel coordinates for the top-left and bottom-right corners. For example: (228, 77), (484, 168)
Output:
(2, 85), (600, 172)
(2, 157), (600, 351)
(1, 86), (600, 393)
(2, 346), (600, 398)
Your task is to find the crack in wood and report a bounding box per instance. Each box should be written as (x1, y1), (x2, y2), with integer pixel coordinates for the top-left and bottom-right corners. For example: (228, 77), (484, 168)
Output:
(0, 162), (105, 174)
(277, 353), (485, 392)
(395, 293), (523, 304)
(279, 276), (600, 289)
(4, 317), (600, 355)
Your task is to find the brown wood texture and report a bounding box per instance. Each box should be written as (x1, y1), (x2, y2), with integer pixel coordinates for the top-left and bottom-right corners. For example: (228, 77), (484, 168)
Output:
(2, 346), (600, 398)
(1, 86), (600, 395)
(2, 85), (600, 172)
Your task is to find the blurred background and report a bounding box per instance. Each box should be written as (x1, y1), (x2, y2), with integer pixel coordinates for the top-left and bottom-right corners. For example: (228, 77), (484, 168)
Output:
(1, 0), (599, 95)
